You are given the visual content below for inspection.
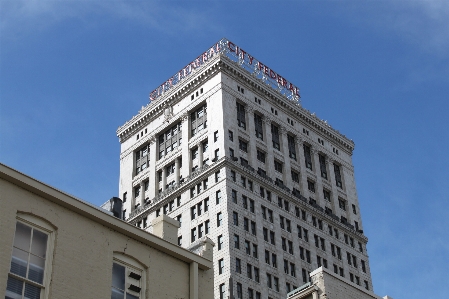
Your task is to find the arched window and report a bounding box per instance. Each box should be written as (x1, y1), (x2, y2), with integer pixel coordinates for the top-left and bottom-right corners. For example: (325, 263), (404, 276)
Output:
(111, 253), (146, 299)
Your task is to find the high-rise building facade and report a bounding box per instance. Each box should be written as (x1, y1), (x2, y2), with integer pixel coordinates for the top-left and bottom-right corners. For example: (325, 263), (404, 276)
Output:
(117, 38), (373, 299)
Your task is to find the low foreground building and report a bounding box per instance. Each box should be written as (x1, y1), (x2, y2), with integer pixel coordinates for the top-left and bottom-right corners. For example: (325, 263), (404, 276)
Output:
(0, 163), (214, 299)
(287, 267), (392, 299)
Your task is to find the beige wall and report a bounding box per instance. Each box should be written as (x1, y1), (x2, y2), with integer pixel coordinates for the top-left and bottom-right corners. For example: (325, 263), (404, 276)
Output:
(311, 267), (381, 299)
(0, 166), (213, 299)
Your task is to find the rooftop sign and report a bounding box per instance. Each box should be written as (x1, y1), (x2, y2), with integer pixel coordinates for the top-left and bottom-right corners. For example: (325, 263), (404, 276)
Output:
(149, 38), (300, 103)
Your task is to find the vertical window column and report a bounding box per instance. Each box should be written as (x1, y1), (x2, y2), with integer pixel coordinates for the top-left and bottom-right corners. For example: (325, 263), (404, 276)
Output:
(263, 116), (275, 176)
(326, 157), (339, 211)
(246, 106), (258, 167)
(279, 127), (292, 187)
(295, 137), (308, 192)
(181, 113), (191, 179)
(311, 148), (324, 205)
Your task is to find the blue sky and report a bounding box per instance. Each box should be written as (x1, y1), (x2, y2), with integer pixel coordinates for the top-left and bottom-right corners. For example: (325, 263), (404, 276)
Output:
(1, 1), (448, 297)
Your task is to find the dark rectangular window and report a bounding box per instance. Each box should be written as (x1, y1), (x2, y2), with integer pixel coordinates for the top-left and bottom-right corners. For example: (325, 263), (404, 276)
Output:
(216, 190), (222, 204)
(274, 160), (283, 172)
(231, 189), (237, 203)
(254, 114), (263, 140)
(234, 234), (240, 249)
(334, 163), (343, 188)
(244, 217), (249, 231)
(239, 139), (248, 152)
(287, 134), (296, 160)
(233, 212), (239, 226)
(237, 102), (246, 129)
(303, 144), (312, 170)
(253, 244), (258, 258)
(217, 212), (222, 227)
(308, 180), (315, 193)
(319, 154), (327, 179)
(291, 170), (299, 183)
(228, 130), (233, 141)
(218, 235), (223, 250)
(257, 150), (266, 163)
(271, 124), (280, 150)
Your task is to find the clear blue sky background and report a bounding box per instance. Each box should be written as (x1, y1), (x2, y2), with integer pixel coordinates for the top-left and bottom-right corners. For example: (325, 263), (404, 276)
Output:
(1, 1), (448, 297)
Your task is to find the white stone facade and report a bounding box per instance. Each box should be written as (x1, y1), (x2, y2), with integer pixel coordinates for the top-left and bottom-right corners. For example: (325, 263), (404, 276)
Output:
(117, 46), (373, 299)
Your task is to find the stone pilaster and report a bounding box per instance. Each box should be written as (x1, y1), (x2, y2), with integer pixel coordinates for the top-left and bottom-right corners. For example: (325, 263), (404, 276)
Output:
(148, 135), (157, 200)
(181, 112), (191, 179)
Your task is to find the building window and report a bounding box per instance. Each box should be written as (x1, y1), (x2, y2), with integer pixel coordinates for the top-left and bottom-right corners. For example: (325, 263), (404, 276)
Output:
(228, 130), (234, 141)
(219, 283), (226, 299)
(319, 154), (327, 179)
(248, 288), (254, 299)
(253, 244), (258, 258)
(216, 190), (222, 204)
(202, 140), (208, 153)
(217, 212), (222, 227)
(233, 212), (239, 226)
(271, 124), (280, 150)
(323, 189), (331, 201)
(249, 199), (255, 213)
(251, 221), (256, 235)
(6, 215), (54, 299)
(215, 171), (220, 183)
(214, 131), (219, 142)
(218, 235), (223, 250)
(158, 122), (182, 159)
(111, 254), (144, 299)
(257, 150), (266, 163)
(191, 228), (197, 242)
(338, 198), (346, 211)
(334, 163), (343, 188)
(230, 170), (236, 182)
(229, 148), (235, 158)
(236, 282), (242, 299)
(135, 144), (150, 175)
(239, 139), (248, 152)
(274, 160), (283, 173)
(235, 259), (241, 274)
(287, 135), (296, 160)
(254, 114), (263, 140)
(267, 273), (272, 288)
(291, 170), (299, 183)
(303, 144), (312, 170)
(190, 104), (207, 137)
(273, 276), (279, 292)
(218, 259), (224, 275)
(307, 180), (315, 193)
(237, 102), (246, 129)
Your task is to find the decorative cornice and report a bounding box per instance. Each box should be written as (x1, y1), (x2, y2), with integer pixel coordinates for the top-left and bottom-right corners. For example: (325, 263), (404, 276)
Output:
(117, 55), (223, 142)
(118, 54), (355, 155)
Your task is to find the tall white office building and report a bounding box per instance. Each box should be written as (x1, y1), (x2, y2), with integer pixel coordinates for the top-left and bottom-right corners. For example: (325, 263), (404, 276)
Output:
(117, 38), (373, 299)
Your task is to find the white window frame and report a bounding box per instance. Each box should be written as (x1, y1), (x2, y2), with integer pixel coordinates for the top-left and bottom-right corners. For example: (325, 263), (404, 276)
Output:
(111, 252), (146, 299)
(6, 213), (55, 299)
